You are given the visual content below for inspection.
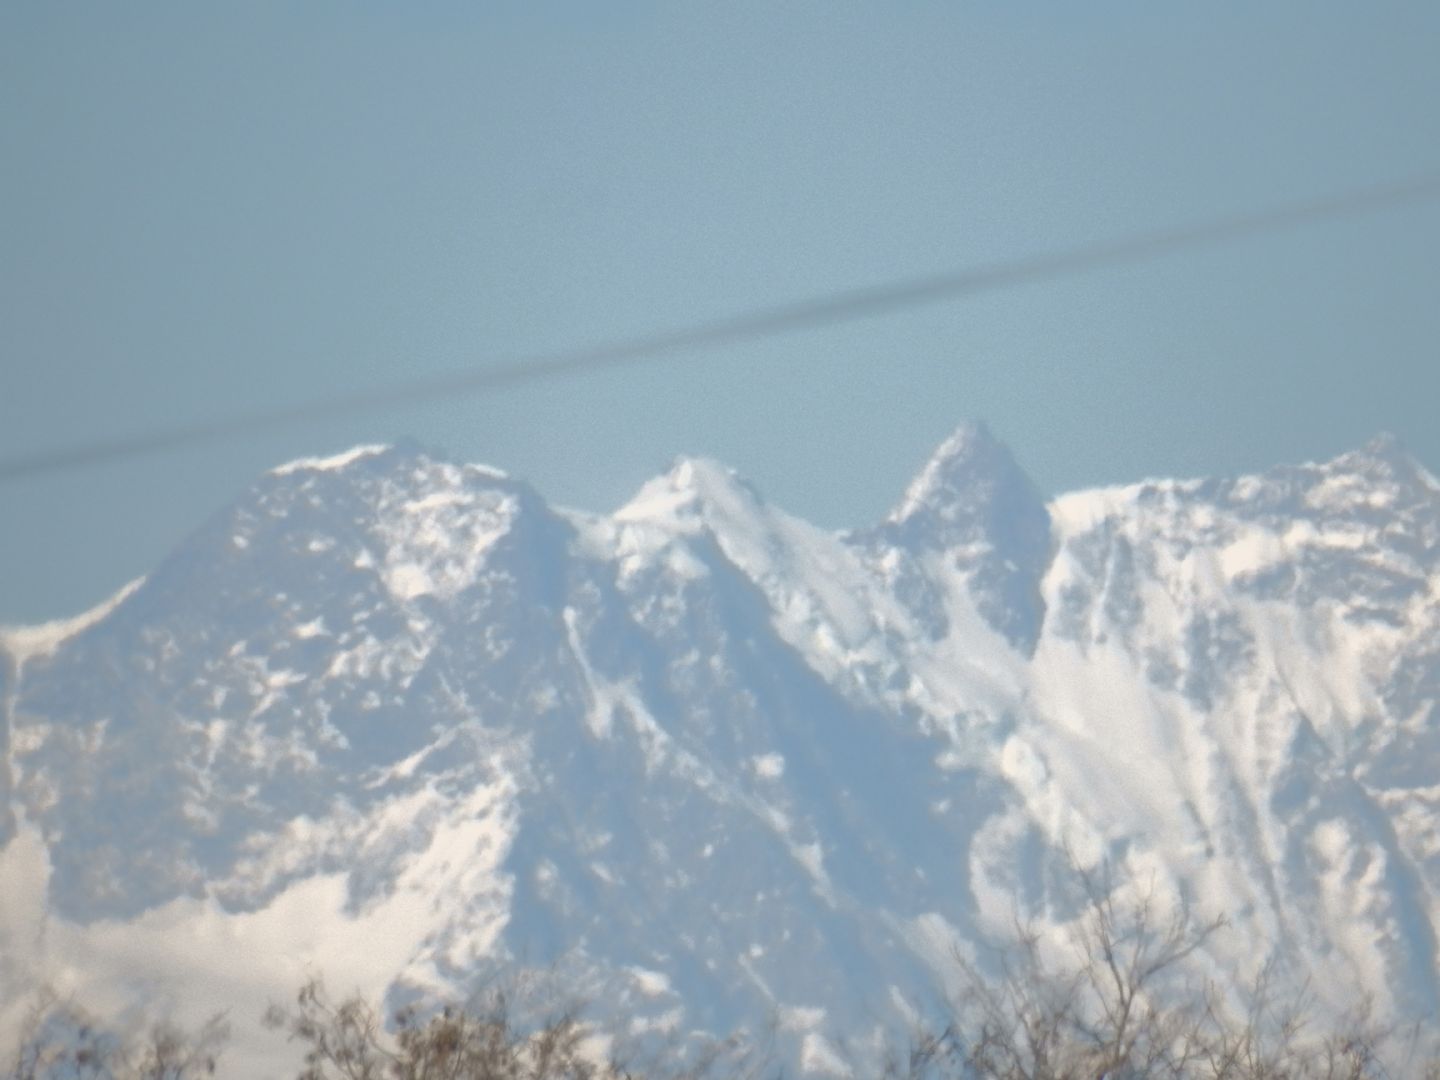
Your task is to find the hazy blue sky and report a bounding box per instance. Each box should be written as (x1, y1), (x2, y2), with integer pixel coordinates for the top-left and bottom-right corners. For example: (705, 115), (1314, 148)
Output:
(4, 2), (1439, 623)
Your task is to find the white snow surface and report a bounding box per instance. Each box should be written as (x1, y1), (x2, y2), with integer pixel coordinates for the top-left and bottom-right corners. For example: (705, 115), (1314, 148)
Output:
(0, 577), (145, 669)
(269, 443), (393, 476)
(4, 428), (1440, 1075)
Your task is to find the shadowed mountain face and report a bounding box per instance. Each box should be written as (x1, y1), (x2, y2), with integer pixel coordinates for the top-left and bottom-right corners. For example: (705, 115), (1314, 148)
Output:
(3, 429), (1440, 1074)
(860, 421), (1053, 652)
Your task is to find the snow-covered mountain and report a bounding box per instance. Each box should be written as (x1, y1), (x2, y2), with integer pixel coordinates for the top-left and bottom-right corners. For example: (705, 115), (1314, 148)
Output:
(3, 425), (1439, 1075)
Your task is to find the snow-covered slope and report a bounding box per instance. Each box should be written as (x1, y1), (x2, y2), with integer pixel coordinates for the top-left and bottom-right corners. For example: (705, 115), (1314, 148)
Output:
(3, 425), (1439, 1075)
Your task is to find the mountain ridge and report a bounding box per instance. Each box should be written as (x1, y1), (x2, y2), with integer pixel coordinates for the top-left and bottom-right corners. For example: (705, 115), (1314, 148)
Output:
(3, 426), (1439, 1076)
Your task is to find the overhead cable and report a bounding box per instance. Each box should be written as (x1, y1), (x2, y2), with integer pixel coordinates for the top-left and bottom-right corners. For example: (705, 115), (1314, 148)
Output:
(4, 169), (1439, 483)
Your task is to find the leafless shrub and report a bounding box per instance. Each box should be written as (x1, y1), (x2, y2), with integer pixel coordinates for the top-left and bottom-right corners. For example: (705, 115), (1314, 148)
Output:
(1198, 975), (1433, 1080)
(5, 988), (227, 1080)
(263, 975), (782, 1080)
(896, 858), (1439, 1080)
(264, 976), (626, 1080)
(933, 861), (1222, 1080)
(606, 1012), (777, 1080)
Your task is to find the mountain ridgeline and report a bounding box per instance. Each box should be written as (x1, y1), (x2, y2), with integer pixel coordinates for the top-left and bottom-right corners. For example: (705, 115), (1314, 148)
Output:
(3, 425), (1439, 1075)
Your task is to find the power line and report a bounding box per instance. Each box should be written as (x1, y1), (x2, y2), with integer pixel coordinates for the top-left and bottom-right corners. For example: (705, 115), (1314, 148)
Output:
(4, 169), (1440, 484)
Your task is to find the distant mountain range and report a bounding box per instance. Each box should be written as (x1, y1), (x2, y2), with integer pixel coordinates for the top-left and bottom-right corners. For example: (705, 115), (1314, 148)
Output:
(4, 425), (1439, 1076)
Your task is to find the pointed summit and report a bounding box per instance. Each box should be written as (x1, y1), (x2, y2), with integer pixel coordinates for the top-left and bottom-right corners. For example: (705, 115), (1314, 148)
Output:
(1342, 431), (1427, 478)
(1310, 431), (1440, 509)
(872, 423), (1053, 652)
(615, 456), (766, 529)
(888, 421), (1034, 528)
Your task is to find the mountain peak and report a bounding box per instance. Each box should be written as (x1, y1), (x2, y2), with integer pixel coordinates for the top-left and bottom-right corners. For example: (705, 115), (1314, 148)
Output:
(888, 422), (1033, 527)
(1303, 431), (1440, 509)
(667, 455), (745, 495)
(870, 424), (1053, 652)
(269, 443), (396, 478)
(614, 456), (765, 528)
(266, 440), (511, 487)
(1361, 430), (1405, 457)
(1339, 431), (1426, 477)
